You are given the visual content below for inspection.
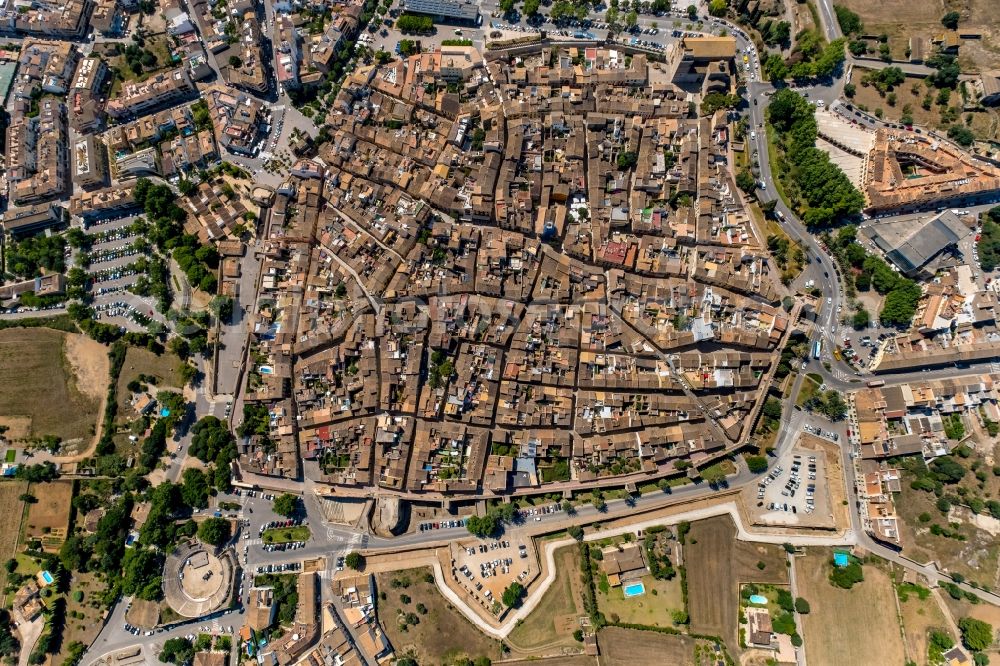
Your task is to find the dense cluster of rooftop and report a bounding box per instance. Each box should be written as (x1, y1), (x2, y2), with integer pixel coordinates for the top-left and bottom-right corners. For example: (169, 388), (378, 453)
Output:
(232, 42), (791, 497)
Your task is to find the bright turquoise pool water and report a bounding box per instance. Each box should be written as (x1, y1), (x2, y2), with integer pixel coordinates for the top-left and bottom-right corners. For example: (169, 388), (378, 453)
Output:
(749, 594), (767, 605)
(623, 582), (646, 598)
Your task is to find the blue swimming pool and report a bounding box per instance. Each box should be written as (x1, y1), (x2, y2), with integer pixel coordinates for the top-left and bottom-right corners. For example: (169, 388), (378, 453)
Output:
(40, 570), (53, 585)
(259, 365), (274, 375)
(749, 594), (768, 605)
(833, 551), (850, 567)
(623, 582), (646, 598)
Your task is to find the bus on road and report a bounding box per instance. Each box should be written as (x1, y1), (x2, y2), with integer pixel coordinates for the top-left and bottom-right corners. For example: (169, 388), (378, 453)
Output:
(812, 340), (821, 359)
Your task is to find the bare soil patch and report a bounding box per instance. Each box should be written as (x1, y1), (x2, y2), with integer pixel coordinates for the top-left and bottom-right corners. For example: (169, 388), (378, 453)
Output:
(838, 0), (1000, 70)
(63, 334), (109, 403)
(0, 329), (103, 444)
(898, 587), (951, 666)
(848, 68), (999, 142)
(508, 545), (586, 655)
(0, 417), (32, 440)
(55, 571), (108, 663)
(125, 599), (160, 629)
(0, 481), (28, 591)
(375, 567), (500, 665)
(895, 471), (1000, 587)
(24, 481), (73, 553)
(685, 516), (788, 655)
(796, 550), (905, 666)
(597, 627), (695, 665)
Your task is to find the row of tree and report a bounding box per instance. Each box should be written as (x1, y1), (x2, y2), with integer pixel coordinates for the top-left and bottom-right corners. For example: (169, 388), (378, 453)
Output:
(768, 89), (864, 227)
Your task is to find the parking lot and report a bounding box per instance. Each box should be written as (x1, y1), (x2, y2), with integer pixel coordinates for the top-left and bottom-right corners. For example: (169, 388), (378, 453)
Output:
(755, 445), (831, 526)
(79, 213), (164, 331)
(450, 536), (536, 610)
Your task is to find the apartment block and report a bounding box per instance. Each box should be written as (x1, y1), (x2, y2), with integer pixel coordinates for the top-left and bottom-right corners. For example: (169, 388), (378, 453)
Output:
(105, 68), (195, 119)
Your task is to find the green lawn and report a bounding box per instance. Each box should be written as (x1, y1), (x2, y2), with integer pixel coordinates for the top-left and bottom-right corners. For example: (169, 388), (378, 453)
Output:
(262, 526), (311, 544)
(597, 572), (685, 628)
(796, 376), (822, 407)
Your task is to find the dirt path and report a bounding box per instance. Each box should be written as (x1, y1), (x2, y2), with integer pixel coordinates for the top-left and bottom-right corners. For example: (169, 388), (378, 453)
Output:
(930, 587), (962, 638)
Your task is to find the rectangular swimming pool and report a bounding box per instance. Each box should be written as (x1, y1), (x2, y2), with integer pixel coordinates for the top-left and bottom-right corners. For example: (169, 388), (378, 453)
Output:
(623, 582), (646, 598)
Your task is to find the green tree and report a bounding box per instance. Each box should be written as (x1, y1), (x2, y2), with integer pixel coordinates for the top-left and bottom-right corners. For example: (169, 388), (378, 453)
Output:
(829, 560), (863, 589)
(189, 416), (232, 462)
(121, 547), (165, 599)
(502, 581), (525, 608)
(177, 178), (197, 196)
(833, 5), (863, 34)
(197, 517), (231, 546)
(941, 11), (960, 29)
(159, 637), (194, 665)
(272, 493), (299, 517)
(701, 464), (728, 485)
(762, 397), (783, 422)
(959, 617), (994, 652)
(930, 456), (966, 483)
(345, 551), (364, 570)
(701, 92), (740, 116)
(745, 455), (769, 474)
(948, 125), (975, 147)
(466, 513), (498, 538)
(736, 168), (757, 194)
(181, 468), (210, 509)
(616, 151), (638, 170)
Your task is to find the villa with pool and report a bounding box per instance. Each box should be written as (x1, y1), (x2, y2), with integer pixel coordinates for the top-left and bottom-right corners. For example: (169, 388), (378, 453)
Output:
(600, 543), (650, 596)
